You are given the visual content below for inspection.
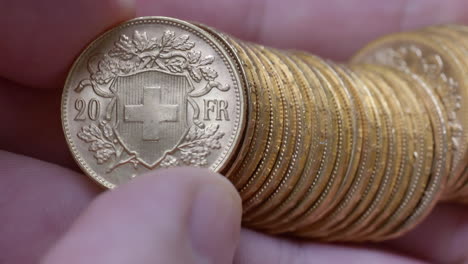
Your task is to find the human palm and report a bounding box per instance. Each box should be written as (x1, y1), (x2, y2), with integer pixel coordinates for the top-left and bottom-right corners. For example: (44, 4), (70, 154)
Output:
(1, 0), (467, 263)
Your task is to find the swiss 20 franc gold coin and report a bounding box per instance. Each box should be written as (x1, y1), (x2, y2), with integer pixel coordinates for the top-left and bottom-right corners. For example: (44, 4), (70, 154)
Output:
(62, 17), (246, 188)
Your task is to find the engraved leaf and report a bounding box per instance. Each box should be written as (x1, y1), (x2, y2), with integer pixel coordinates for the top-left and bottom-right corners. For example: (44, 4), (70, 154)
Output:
(161, 30), (176, 47)
(99, 121), (114, 139)
(77, 124), (101, 142)
(405, 48), (425, 74)
(172, 35), (189, 47)
(117, 35), (135, 51)
(166, 57), (185, 73)
(133, 31), (152, 51)
(185, 126), (199, 141)
(109, 34), (137, 59)
(180, 150), (193, 164)
(423, 55), (441, 75)
(94, 148), (115, 164)
(204, 124), (219, 138)
(174, 41), (195, 51)
(89, 140), (105, 151)
(108, 50), (134, 60)
(178, 124), (219, 167)
(88, 124), (102, 139)
(88, 30), (226, 101)
(200, 67), (218, 81)
(160, 154), (179, 168)
(90, 58), (119, 85)
(78, 122), (119, 166)
(188, 67), (203, 82)
(206, 139), (221, 149)
(213, 131), (225, 140)
(192, 146), (209, 155)
(77, 129), (96, 143)
(180, 147), (209, 167)
(199, 55), (214, 66)
(187, 50), (201, 64)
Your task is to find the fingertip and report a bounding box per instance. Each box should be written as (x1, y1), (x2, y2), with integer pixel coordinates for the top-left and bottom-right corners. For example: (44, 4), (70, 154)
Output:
(137, 167), (243, 263)
(0, 0), (137, 89)
(184, 168), (242, 263)
(42, 167), (242, 264)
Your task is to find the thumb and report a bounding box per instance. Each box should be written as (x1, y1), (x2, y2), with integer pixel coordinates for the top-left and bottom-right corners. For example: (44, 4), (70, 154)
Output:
(41, 167), (242, 264)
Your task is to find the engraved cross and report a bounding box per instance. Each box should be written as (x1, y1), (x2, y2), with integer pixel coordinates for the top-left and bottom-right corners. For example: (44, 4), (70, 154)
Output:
(124, 87), (179, 141)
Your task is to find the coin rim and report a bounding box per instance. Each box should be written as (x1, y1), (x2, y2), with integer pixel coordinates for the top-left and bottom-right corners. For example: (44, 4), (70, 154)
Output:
(61, 16), (246, 188)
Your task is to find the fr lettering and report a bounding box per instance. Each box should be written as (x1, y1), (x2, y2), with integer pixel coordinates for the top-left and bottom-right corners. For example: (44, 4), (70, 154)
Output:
(203, 99), (230, 121)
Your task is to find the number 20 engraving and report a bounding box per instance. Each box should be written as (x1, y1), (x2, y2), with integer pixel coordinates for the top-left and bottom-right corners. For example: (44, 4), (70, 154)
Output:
(74, 98), (101, 121)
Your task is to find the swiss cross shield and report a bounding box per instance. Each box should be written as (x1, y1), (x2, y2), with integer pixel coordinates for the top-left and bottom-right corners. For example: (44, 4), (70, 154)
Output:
(112, 70), (192, 167)
(73, 29), (233, 177)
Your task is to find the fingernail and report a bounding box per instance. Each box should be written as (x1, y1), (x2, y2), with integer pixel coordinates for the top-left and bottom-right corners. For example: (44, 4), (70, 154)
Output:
(189, 177), (242, 264)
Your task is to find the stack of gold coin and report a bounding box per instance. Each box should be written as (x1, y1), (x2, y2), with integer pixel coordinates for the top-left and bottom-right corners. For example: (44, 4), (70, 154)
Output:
(352, 25), (468, 204)
(61, 17), (467, 242)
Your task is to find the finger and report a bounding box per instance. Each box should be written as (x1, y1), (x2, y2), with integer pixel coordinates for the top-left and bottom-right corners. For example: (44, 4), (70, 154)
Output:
(0, 150), (99, 264)
(0, 0), (135, 89)
(0, 78), (76, 169)
(383, 203), (468, 263)
(233, 230), (426, 264)
(41, 167), (242, 264)
(137, 0), (468, 60)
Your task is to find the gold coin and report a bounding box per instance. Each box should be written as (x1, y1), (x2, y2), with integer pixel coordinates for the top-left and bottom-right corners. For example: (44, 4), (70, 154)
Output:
(365, 67), (435, 241)
(277, 54), (356, 234)
(353, 34), (452, 240)
(418, 26), (468, 199)
(193, 24), (253, 177)
(301, 60), (386, 239)
(338, 65), (415, 241)
(340, 66), (408, 241)
(212, 36), (270, 189)
(312, 63), (389, 240)
(63, 16), (468, 241)
(262, 54), (342, 234)
(290, 58), (360, 236)
(216, 36), (272, 192)
(62, 17), (246, 188)
(241, 46), (299, 215)
(419, 27), (468, 189)
(243, 47), (314, 224)
(341, 64), (395, 239)
(384, 71), (447, 240)
(352, 31), (462, 191)
(235, 42), (283, 203)
(252, 52), (334, 230)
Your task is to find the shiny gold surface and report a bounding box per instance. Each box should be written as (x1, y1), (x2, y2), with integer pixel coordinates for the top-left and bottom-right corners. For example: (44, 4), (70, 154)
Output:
(62, 17), (468, 242)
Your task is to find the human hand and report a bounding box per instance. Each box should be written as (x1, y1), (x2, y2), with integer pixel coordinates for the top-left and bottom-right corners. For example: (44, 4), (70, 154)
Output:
(1, 0), (467, 263)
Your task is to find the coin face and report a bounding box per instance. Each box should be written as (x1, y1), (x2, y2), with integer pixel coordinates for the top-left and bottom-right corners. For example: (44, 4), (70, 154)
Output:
(62, 16), (468, 241)
(418, 27), (468, 199)
(352, 32), (465, 186)
(62, 17), (246, 188)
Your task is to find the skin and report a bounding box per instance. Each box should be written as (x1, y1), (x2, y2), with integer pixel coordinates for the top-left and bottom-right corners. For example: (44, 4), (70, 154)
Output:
(0, 0), (467, 263)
